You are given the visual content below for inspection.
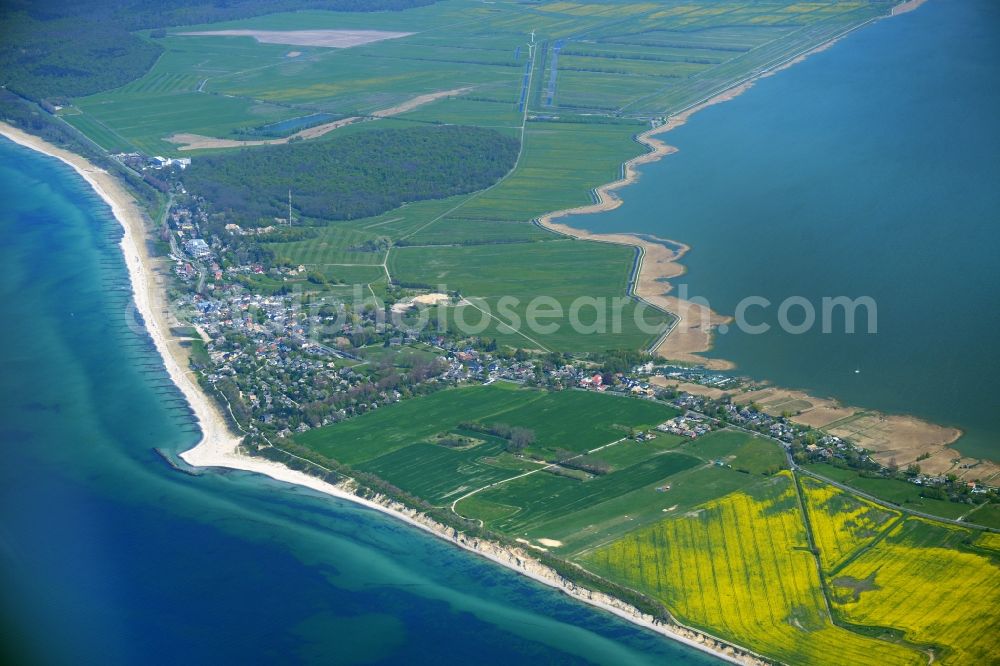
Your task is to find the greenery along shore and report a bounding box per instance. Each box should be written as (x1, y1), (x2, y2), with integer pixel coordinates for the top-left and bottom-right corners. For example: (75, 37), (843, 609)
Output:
(3, 0), (996, 664)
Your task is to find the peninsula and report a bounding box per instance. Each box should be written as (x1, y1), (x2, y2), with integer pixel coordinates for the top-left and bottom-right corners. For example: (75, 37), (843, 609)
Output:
(2, 0), (997, 663)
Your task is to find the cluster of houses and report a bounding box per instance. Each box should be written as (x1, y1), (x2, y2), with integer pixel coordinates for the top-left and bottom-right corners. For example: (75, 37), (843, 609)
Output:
(444, 349), (541, 384)
(656, 413), (710, 439)
(803, 434), (850, 460)
(721, 403), (797, 443)
(579, 372), (656, 396)
(112, 152), (190, 171)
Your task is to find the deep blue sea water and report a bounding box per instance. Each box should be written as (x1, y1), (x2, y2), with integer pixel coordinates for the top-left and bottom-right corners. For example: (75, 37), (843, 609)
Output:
(0, 139), (719, 664)
(566, 0), (1000, 459)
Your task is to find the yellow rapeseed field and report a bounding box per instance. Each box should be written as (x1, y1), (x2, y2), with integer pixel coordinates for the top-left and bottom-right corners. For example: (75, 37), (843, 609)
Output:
(800, 476), (899, 571)
(833, 518), (1000, 664)
(977, 531), (1000, 553)
(585, 472), (922, 665)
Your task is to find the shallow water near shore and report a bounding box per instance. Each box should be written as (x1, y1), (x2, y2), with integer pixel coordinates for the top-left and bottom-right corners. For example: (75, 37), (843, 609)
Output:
(565, 0), (999, 460)
(0, 139), (719, 664)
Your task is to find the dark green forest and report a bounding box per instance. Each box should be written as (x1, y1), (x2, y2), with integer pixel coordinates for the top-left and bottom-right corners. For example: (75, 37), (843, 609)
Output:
(0, 0), (437, 101)
(0, 15), (162, 100)
(183, 126), (519, 222)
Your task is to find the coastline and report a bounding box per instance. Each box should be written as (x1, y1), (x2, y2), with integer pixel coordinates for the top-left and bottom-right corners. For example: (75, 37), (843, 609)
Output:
(533, 0), (993, 477)
(536, 2), (919, 369)
(0, 122), (760, 665)
(0, 1), (970, 654)
(0, 122), (241, 460)
(536, 88), (748, 371)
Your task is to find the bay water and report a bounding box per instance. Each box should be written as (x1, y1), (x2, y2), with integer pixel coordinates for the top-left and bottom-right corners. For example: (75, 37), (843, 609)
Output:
(566, 0), (1000, 459)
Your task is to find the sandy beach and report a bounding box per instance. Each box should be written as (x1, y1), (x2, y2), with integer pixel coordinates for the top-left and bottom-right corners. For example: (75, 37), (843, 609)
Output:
(0, 121), (761, 666)
(892, 0), (930, 16)
(0, 122), (240, 460)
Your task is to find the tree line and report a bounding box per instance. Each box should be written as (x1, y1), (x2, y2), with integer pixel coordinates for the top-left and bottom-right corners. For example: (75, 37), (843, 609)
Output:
(459, 422), (536, 454)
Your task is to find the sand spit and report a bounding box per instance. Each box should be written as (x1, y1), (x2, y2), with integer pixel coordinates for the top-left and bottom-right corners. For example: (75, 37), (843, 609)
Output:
(167, 87), (471, 151)
(892, 0), (930, 16)
(175, 29), (413, 49)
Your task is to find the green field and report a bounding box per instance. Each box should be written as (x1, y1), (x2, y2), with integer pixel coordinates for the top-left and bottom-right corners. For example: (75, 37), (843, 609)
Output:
(295, 384), (790, 554)
(66, 0), (894, 157)
(677, 429), (788, 475)
(296, 383), (678, 463)
(458, 450), (701, 535)
(357, 437), (537, 505)
(56, 0), (897, 354)
(469, 388), (677, 457)
(963, 502), (1000, 529)
(802, 464), (973, 521)
(388, 240), (670, 352)
(296, 382), (534, 465)
(291, 380), (997, 665)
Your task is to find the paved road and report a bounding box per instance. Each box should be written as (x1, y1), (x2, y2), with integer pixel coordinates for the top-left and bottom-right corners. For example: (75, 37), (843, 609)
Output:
(791, 458), (997, 533)
(671, 399), (998, 533)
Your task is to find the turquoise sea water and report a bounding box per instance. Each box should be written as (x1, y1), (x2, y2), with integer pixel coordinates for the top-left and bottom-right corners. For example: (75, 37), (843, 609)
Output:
(566, 0), (1000, 459)
(0, 139), (718, 664)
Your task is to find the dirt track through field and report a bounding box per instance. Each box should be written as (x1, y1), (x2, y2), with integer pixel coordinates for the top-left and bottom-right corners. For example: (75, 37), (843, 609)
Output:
(176, 29), (413, 48)
(166, 87), (471, 151)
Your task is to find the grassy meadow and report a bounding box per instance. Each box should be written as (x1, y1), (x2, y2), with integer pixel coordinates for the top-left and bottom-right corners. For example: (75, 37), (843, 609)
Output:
(388, 240), (670, 352)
